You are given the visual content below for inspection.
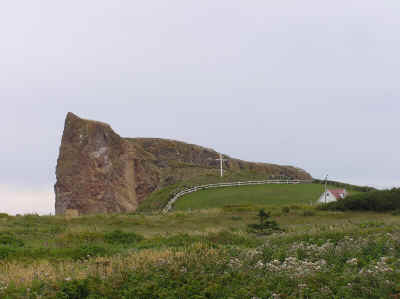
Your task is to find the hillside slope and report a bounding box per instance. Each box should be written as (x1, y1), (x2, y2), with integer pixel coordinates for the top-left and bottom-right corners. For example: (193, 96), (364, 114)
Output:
(172, 183), (352, 211)
(55, 113), (312, 215)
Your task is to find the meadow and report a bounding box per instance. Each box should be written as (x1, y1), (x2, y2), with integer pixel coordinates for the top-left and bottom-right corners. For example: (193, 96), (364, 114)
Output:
(173, 183), (357, 211)
(0, 208), (399, 298)
(137, 171), (314, 212)
(0, 185), (399, 298)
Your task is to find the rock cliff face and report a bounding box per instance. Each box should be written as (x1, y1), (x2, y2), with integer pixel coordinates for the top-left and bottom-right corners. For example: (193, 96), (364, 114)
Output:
(54, 113), (137, 215)
(55, 113), (312, 215)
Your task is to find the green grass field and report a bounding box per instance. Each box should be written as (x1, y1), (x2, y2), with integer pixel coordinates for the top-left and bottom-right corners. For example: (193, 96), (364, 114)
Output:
(137, 170), (301, 212)
(0, 208), (399, 298)
(1, 184), (398, 298)
(173, 183), (355, 211)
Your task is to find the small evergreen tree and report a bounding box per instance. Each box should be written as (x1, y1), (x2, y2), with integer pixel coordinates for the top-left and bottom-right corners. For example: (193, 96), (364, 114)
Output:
(247, 209), (282, 235)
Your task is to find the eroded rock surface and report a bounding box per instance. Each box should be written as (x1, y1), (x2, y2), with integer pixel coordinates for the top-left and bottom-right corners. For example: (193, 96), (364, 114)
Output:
(54, 113), (137, 215)
(55, 113), (312, 215)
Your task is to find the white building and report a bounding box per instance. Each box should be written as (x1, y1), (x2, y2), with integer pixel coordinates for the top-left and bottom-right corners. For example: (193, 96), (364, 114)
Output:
(318, 189), (347, 203)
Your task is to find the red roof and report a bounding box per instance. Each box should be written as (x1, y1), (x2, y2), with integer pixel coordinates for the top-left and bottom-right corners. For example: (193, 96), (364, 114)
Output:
(328, 189), (346, 200)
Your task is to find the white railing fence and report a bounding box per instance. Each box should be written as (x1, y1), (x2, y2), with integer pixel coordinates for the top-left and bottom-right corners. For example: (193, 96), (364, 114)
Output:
(162, 179), (312, 213)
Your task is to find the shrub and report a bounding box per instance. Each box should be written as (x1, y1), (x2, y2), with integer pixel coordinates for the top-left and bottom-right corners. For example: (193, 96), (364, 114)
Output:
(206, 231), (262, 247)
(0, 247), (17, 259)
(281, 206), (290, 214)
(302, 209), (316, 216)
(321, 188), (400, 212)
(223, 204), (257, 212)
(144, 234), (199, 249)
(247, 209), (282, 235)
(289, 204), (301, 210)
(57, 279), (91, 298)
(313, 179), (375, 192)
(56, 232), (103, 245)
(104, 230), (144, 246)
(392, 210), (400, 216)
(0, 233), (24, 247)
(71, 245), (109, 261)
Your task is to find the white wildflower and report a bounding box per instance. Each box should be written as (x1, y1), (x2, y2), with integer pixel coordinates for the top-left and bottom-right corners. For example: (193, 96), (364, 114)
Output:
(346, 258), (358, 266)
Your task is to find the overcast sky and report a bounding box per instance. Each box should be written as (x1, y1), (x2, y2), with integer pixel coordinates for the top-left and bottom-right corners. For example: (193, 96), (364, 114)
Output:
(1, 1), (399, 215)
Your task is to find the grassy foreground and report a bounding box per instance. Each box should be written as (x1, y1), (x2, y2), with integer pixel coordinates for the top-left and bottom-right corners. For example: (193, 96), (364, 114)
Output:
(0, 207), (399, 298)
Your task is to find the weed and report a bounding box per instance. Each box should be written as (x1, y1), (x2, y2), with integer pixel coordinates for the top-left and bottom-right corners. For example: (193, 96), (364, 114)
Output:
(71, 245), (109, 261)
(302, 210), (316, 217)
(57, 279), (91, 298)
(104, 230), (144, 246)
(0, 205), (399, 298)
(0, 247), (17, 259)
(0, 233), (24, 247)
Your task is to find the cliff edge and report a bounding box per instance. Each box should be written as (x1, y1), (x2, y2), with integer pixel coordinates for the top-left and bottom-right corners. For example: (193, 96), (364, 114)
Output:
(55, 113), (138, 215)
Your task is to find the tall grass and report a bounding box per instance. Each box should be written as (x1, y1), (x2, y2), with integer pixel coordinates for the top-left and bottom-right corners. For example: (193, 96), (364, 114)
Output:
(0, 209), (399, 298)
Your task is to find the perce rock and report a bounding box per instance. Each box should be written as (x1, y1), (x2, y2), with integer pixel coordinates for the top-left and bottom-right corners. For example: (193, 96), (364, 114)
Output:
(54, 113), (312, 215)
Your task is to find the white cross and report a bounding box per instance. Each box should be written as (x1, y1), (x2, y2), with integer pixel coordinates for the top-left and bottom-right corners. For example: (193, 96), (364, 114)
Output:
(215, 153), (229, 177)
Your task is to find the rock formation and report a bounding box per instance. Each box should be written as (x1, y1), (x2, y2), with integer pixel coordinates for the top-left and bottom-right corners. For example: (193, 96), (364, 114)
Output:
(55, 113), (312, 215)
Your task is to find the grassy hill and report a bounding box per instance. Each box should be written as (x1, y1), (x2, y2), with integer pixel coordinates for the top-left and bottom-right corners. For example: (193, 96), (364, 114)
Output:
(173, 183), (359, 211)
(140, 179), (365, 212)
(138, 173), (375, 212)
(137, 171), (305, 212)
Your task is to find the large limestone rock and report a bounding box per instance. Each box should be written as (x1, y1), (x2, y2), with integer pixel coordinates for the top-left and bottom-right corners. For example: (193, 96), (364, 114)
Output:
(55, 113), (312, 215)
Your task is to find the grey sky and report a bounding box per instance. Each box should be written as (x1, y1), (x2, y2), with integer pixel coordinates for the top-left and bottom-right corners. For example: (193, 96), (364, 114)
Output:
(1, 1), (399, 215)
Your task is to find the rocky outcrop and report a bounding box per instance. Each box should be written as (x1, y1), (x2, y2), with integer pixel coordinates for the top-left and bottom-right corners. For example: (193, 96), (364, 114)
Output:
(54, 113), (137, 215)
(55, 113), (312, 215)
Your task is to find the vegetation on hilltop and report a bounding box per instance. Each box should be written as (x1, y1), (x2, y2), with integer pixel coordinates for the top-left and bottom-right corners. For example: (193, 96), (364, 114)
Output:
(313, 179), (375, 192)
(321, 188), (400, 212)
(127, 137), (312, 194)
